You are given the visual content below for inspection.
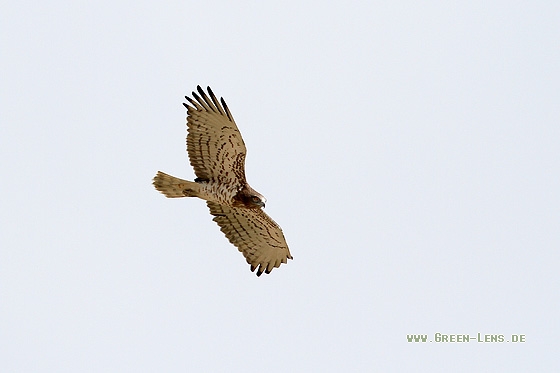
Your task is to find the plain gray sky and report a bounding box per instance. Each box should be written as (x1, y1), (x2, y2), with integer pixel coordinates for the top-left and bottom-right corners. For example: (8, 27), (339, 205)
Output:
(1, 0), (558, 371)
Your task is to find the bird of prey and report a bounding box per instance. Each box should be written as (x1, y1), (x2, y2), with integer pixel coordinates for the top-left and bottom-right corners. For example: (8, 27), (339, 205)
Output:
(153, 86), (292, 276)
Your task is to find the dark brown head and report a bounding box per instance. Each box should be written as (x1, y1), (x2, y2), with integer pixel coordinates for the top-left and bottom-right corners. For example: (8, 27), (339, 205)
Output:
(234, 186), (266, 209)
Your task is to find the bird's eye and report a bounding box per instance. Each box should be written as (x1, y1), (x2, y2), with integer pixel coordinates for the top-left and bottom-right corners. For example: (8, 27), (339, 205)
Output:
(251, 196), (260, 203)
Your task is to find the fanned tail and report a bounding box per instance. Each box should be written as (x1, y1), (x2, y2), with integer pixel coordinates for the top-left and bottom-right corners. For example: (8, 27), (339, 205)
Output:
(153, 171), (200, 198)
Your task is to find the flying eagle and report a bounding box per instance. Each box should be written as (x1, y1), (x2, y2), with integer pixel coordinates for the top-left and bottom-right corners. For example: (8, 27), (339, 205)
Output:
(153, 86), (292, 276)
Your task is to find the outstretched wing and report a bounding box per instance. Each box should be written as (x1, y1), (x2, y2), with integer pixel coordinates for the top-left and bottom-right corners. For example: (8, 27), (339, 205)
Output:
(207, 201), (293, 276)
(184, 86), (247, 184)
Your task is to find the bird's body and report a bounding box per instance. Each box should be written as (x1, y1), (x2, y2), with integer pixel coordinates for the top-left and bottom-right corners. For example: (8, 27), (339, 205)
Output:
(153, 171), (247, 206)
(153, 86), (292, 276)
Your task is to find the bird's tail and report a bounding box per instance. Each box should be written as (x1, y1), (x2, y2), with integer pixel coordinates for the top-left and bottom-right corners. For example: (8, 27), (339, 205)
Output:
(153, 171), (200, 198)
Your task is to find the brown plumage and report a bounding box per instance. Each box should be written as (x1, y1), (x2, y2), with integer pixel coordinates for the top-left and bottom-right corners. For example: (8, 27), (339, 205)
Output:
(153, 86), (292, 276)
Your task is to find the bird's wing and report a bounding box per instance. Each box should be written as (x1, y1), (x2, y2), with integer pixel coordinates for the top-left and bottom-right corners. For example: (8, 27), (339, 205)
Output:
(207, 201), (293, 276)
(184, 86), (247, 184)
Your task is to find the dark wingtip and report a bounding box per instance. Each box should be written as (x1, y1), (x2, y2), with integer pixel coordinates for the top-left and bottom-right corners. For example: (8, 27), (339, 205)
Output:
(220, 97), (233, 120)
(253, 264), (264, 276)
(185, 96), (197, 106)
(182, 102), (188, 108)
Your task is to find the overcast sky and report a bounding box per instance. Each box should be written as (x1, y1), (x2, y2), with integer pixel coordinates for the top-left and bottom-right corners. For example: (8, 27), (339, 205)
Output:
(1, 1), (559, 372)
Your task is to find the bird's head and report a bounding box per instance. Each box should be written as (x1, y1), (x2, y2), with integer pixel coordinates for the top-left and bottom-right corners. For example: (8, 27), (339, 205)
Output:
(236, 186), (266, 209)
(248, 194), (266, 208)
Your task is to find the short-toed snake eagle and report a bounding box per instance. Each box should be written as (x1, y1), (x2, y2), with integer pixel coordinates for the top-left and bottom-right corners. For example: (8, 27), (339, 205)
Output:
(153, 86), (292, 276)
